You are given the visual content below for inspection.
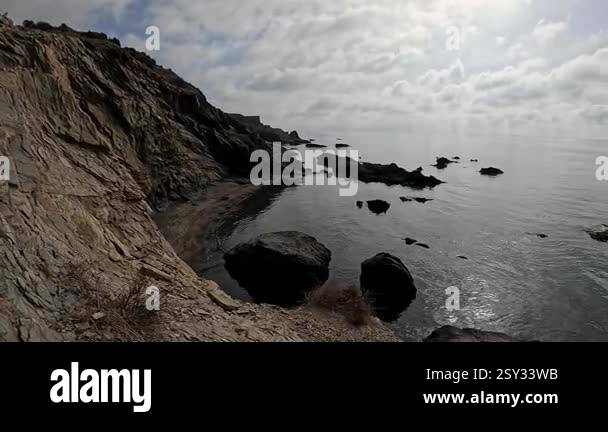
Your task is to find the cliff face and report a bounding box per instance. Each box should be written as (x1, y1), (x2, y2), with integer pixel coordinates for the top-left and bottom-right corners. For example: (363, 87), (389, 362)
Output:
(0, 20), (397, 341)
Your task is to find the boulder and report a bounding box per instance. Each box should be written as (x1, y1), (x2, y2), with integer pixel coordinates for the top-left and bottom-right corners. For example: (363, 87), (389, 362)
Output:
(367, 200), (390, 214)
(480, 167), (504, 176)
(356, 201), (363, 209)
(224, 232), (331, 306)
(424, 326), (519, 342)
(360, 253), (417, 321)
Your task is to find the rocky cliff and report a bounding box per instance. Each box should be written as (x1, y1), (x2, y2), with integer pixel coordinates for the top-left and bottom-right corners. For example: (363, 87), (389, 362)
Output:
(0, 19), (396, 341)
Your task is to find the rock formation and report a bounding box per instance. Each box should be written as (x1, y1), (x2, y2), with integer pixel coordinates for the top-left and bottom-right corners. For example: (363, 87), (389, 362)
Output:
(0, 19), (395, 341)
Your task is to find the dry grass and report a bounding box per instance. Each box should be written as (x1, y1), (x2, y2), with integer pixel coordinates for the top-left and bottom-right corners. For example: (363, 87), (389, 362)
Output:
(305, 282), (373, 327)
(60, 261), (167, 340)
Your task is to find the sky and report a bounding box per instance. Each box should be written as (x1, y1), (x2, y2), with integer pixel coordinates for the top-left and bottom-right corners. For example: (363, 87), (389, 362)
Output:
(3, 0), (608, 139)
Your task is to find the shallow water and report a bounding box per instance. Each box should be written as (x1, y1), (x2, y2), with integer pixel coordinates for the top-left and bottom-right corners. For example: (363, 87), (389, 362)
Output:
(204, 131), (608, 341)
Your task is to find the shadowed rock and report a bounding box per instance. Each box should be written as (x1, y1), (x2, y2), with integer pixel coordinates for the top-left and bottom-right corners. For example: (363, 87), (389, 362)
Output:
(416, 243), (430, 249)
(480, 167), (504, 176)
(424, 326), (520, 342)
(367, 200), (390, 214)
(335, 143), (350, 148)
(360, 253), (416, 322)
(356, 201), (363, 208)
(224, 232), (331, 306)
(404, 238), (417, 245)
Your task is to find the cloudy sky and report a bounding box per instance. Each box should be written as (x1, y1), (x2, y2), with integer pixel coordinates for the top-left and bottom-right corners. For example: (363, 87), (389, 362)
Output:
(3, 0), (608, 138)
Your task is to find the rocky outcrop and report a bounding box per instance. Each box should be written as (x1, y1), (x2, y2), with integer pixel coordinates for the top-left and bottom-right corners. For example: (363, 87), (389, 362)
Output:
(0, 20), (396, 341)
(227, 113), (309, 145)
(320, 155), (443, 189)
(360, 253), (416, 321)
(424, 326), (519, 342)
(224, 232), (331, 306)
(480, 167), (504, 176)
(358, 163), (443, 189)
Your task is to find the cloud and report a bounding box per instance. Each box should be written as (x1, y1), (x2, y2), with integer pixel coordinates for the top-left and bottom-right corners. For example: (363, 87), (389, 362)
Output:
(533, 19), (568, 46)
(3, 0), (608, 137)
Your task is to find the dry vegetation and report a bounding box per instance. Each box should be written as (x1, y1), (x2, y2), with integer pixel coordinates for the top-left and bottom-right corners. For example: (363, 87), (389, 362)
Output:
(305, 282), (373, 327)
(59, 261), (169, 340)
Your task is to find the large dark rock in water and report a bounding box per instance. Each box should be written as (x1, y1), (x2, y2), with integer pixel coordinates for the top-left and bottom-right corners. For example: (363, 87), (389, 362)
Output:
(480, 167), (504, 176)
(358, 163), (443, 189)
(424, 326), (519, 342)
(366, 200), (390, 214)
(360, 253), (416, 321)
(224, 232), (331, 306)
(318, 155), (443, 189)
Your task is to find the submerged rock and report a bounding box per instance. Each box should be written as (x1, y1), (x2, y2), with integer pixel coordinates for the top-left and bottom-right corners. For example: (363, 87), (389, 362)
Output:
(400, 197), (413, 202)
(224, 232), (331, 306)
(360, 253), (417, 322)
(457, 255), (468, 260)
(366, 200), (390, 214)
(586, 224), (608, 242)
(480, 167), (504, 176)
(527, 232), (548, 239)
(424, 326), (520, 342)
(470, 159), (479, 162)
(335, 143), (350, 148)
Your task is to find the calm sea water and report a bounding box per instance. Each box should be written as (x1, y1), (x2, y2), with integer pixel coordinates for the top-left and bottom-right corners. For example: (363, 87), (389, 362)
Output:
(204, 131), (608, 342)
